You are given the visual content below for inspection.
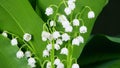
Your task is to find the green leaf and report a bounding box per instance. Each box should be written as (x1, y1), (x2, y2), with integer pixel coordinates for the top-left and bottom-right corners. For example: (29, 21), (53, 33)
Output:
(0, 35), (30, 68)
(0, 0), (46, 62)
(78, 35), (120, 67)
(37, 0), (108, 59)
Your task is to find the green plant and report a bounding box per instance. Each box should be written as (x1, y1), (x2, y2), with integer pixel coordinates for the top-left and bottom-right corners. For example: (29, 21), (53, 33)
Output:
(2, 0), (119, 68)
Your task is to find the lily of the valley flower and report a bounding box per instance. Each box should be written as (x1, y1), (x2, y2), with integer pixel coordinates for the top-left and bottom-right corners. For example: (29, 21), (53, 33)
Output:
(73, 19), (80, 26)
(42, 31), (51, 41)
(52, 31), (61, 39)
(54, 58), (61, 65)
(50, 20), (56, 27)
(46, 62), (51, 68)
(62, 33), (70, 41)
(56, 62), (64, 68)
(45, 7), (54, 16)
(25, 51), (31, 58)
(43, 49), (49, 57)
(54, 44), (60, 50)
(79, 26), (87, 33)
(46, 44), (52, 51)
(64, 7), (72, 15)
(11, 38), (18, 46)
(16, 50), (24, 59)
(2, 31), (8, 37)
(72, 36), (84, 46)
(28, 57), (36, 68)
(56, 39), (63, 45)
(60, 47), (68, 55)
(88, 11), (95, 19)
(72, 63), (80, 68)
(23, 33), (32, 42)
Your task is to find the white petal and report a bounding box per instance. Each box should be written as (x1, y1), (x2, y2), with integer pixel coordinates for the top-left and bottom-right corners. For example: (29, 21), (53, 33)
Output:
(16, 50), (24, 59)
(88, 11), (95, 19)
(2, 31), (8, 37)
(54, 58), (61, 65)
(57, 62), (64, 68)
(25, 51), (31, 58)
(46, 44), (52, 51)
(50, 20), (56, 27)
(56, 39), (63, 45)
(72, 38), (80, 46)
(28, 57), (36, 64)
(72, 63), (80, 68)
(46, 62), (51, 68)
(60, 47), (68, 55)
(45, 7), (54, 16)
(79, 26), (87, 33)
(65, 25), (73, 32)
(54, 44), (60, 50)
(11, 38), (18, 46)
(42, 31), (51, 41)
(43, 50), (49, 57)
(52, 31), (61, 39)
(73, 19), (80, 26)
(62, 33), (70, 41)
(64, 7), (72, 15)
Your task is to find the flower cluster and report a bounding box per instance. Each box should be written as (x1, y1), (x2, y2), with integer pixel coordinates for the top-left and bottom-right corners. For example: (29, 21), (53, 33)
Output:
(42, 0), (95, 68)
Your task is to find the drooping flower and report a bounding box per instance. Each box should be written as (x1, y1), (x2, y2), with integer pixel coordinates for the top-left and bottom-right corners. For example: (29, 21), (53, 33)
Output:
(54, 58), (61, 65)
(67, 1), (76, 10)
(25, 51), (31, 58)
(28, 57), (36, 68)
(16, 50), (24, 59)
(56, 39), (63, 45)
(79, 26), (87, 33)
(60, 47), (68, 55)
(65, 25), (73, 32)
(77, 36), (84, 43)
(54, 44), (60, 50)
(56, 62), (64, 68)
(73, 19), (80, 26)
(23, 33), (32, 42)
(46, 44), (52, 51)
(88, 11), (95, 19)
(42, 31), (51, 41)
(50, 20), (56, 27)
(62, 33), (70, 41)
(11, 38), (18, 46)
(45, 7), (54, 16)
(2, 31), (8, 37)
(72, 38), (80, 46)
(58, 15), (68, 23)
(72, 63), (80, 68)
(64, 7), (72, 15)
(52, 31), (61, 39)
(43, 49), (49, 57)
(46, 62), (51, 68)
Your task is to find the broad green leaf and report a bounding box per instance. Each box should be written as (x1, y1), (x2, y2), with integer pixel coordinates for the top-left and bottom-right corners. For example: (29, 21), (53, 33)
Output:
(78, 35), (120, 67)
(0, 35), (30, 68)
(0, 0), (47, 63)
(37, 0), (108, 59)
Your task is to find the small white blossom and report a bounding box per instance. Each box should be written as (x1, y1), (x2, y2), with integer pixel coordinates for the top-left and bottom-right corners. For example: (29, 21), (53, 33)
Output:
(77, 36), (84, 43)
(43, 49), (49, 57)
(73, 19), (80, 26)
(23, 33), (32, 42)
(58, 15), (68, 23)
(42, 31), (51, 41)
(79, 26), (87, 33)
(88, 11), (95, 19)
(65, 25), (73, 32)
(16, 50), (24, 59)
(50, 20), (56, 27)
(56, 39), (63, 45)
(68, 0), (76, 2)
(68, 1), (76, 10)
(62, 33), (70, 41)
(72, 38), (80, 46)
(11, 38), (18, 46)
(52, 31), (61, 39)
(54, 58), (61, 65)
(46, 44), (52, 51)
(57, 62), (64, 68)
(64, 7), (72, 15)
(28, 57), (36, 68)
(62, 21), (70, 28)
(2, 31), (8, 37)
(54, 44), (60, 50)
(45, 7), (54, 16)
(46, 62), (51, 68)
(48, 34), (53, 41)
(60, 47), (68, 55)
(72, 63), (80, 68)
(25, 51), (31, 58)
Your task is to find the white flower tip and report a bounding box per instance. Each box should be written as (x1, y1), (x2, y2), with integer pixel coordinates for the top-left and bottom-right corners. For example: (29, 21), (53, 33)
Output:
(54, 58), (61, 65)
(79, 26), (87, 33)
(28, 57), (36, 67)
(11, 38), (18, 46)
(43, 50), (49, 57)
(23, 33), (32, 42)
(62, 33), (70, 41)
(54, 44), (60, 50)
(88, 11), (95, 19)
(52, 31), (61, 39)
(64, 7), (72, 15)
(25, 51), (31, 58)
(16, 50), (24, 59)
(2, 31), (8, 37)
(45, 7), (54, 16)
(72, 63), (80, 68)
(50, 20), (56, 27)
(73, 19), (80, 26)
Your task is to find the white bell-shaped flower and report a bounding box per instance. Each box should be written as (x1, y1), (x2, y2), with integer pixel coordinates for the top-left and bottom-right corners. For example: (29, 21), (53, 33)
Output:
(42, 31), (51, 41)
(72, 63), (80, 68)
(46, 62), (51, 68)
(60, 47), (68, 55)
(79, 26), (87, 33)
(65, 25), (73, 32)
(23, 33), (32, 41)
(50, 20), (56, 27)
(2, 31), (8, 37)
(45, 7), (54, 16)
(11, 38), (18, 46)
(28, 57), (36, 68)
(68, 1), (76, 10)
(62, 33), (70, 41)
(77, 36), (84, 43)
(56, 39), (63, 45)
(54, 44), (60, 50)
(88, 11), (95, 19)
(54, 58), (61, 65)
(16, 50), (24, 59)
(25, 51), (31, 58)
(58, 15), (68, 23)
(43, 49), (49, 57)
(72, 38), (80, 46)
(56, 62), (64, 68)
(73, 19), (80, 26)
(46, 44), (52, 51)
(52, 31), (61, 39)
(64, 7), (72, 15)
